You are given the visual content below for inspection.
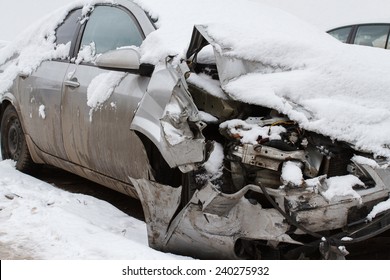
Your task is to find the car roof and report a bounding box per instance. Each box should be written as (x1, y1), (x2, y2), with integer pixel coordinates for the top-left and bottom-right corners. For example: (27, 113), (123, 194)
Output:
(328, 22), (390, 32)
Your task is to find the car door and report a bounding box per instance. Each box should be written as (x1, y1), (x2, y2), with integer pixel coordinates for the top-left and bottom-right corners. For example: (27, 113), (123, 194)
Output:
(61, 5), (151, 182)
(17, 9), (82, 160)
(353, 24), (390, 49)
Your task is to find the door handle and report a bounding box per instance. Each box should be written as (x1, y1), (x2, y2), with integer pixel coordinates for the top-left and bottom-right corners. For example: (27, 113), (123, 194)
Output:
(18, 73), (29, 79)
(64, 79), (80, 88)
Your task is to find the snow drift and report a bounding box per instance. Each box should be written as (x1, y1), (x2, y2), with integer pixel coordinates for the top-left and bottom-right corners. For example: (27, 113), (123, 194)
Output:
(0, 160), (187, 259)
(135, 0), (390, 158)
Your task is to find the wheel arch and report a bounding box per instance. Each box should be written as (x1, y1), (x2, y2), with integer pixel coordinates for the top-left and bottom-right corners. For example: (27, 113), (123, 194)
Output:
(134, 131), (203, 207)
(0, 93), (18, 122)
(0, 95), (45, 165)
(135, 131), (182, 188)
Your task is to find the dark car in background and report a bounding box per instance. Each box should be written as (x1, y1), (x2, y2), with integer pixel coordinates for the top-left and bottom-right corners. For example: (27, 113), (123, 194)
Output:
(328, 23), (390, 49)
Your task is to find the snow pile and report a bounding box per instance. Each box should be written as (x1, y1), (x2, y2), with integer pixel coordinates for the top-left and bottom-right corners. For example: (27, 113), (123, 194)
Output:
(134, 0), (322, 65)
(352, 155), (381, 169)
(0, 160), (188, 259)
(187, 73), (227, 100)
(135, 0), (390, 158)
(75, 42), (97, 64)
(221, 45), (390, 158)
(341, 236), (353, 242)
(220, 119), (286, 145)
(367, 198), (390, 221)
(321, 175), (364, 204)
(87, 71), (127, 121)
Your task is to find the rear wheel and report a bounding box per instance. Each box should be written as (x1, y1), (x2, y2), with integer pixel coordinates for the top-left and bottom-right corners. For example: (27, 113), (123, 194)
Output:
(1, 105), (35, 172)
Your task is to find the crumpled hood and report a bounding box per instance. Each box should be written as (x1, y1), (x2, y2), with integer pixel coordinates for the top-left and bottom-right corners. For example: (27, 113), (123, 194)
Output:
(188, 24), (390, 158)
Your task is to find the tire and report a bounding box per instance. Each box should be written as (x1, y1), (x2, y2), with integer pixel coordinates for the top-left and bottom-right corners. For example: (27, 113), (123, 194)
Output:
(1, 105), (36, 173)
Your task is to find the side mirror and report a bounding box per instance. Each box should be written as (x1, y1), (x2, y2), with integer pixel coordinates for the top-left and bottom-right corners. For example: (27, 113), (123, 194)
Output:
(96, 48), (141, 70)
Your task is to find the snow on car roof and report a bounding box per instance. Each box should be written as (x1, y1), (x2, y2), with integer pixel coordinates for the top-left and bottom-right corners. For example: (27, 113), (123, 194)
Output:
(1, 0), (390, 157)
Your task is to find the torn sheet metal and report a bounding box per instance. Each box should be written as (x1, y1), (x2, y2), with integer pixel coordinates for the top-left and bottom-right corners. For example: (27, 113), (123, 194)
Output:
(131, 61), (205, 171)
(131, 178), (299, 259)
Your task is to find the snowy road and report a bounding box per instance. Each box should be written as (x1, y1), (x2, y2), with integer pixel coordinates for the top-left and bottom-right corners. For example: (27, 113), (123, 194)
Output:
(0, 160), (189, 260)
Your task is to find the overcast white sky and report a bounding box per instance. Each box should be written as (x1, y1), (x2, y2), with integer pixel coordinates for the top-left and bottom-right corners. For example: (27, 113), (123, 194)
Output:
(0, 0), (71, 41)
(257, 0), (390, 29)
(1, 0), (390, 42)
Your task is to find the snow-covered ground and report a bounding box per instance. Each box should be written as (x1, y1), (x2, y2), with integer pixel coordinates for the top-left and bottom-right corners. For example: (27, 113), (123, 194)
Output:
(0, 159), (188, 260)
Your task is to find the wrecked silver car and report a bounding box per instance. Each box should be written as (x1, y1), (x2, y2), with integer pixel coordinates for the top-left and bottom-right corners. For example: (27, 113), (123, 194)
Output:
(1, 0), (390, 259)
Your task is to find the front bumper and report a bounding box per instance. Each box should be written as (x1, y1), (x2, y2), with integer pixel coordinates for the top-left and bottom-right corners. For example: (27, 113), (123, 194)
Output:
(131, 163), (390, 259)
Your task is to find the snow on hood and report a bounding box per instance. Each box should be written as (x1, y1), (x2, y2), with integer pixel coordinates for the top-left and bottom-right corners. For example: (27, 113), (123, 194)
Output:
(135, 0), (390, 158)
(208, 29), (390, 157)
(1, 0), (390, 157)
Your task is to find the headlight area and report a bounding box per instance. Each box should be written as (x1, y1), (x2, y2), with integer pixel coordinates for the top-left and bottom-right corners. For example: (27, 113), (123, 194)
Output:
(137, 65), (390, 260)
(185, 88), (390, 259)
(219, 119), (390, 229)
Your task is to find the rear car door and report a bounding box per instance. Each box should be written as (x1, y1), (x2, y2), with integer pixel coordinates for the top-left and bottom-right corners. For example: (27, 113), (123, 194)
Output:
(353, 24), (390, 48)
(17, 9), (82, 160)
(61, 5), (151, 183)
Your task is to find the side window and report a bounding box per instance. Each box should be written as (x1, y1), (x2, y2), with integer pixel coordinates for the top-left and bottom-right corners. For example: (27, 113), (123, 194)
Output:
(354, 24), (390, 49)
(80, 6), (144, 55)
(55, 9), (82, 45)
(328, 27), (352, 43)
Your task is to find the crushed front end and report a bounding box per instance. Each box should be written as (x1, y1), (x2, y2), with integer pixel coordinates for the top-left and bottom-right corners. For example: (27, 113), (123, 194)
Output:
(132, 26), (390, 260)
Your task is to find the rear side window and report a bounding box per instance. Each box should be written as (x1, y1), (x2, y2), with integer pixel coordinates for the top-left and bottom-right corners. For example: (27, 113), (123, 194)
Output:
(80, 6), (144, 55)
(55, 9), (82, 45)
(328, 27), (352, 43)
(354, 24), (390, 48)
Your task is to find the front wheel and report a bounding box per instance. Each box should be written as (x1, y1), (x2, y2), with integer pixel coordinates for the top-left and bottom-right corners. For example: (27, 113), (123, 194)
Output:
(1, 105), (35, 172)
